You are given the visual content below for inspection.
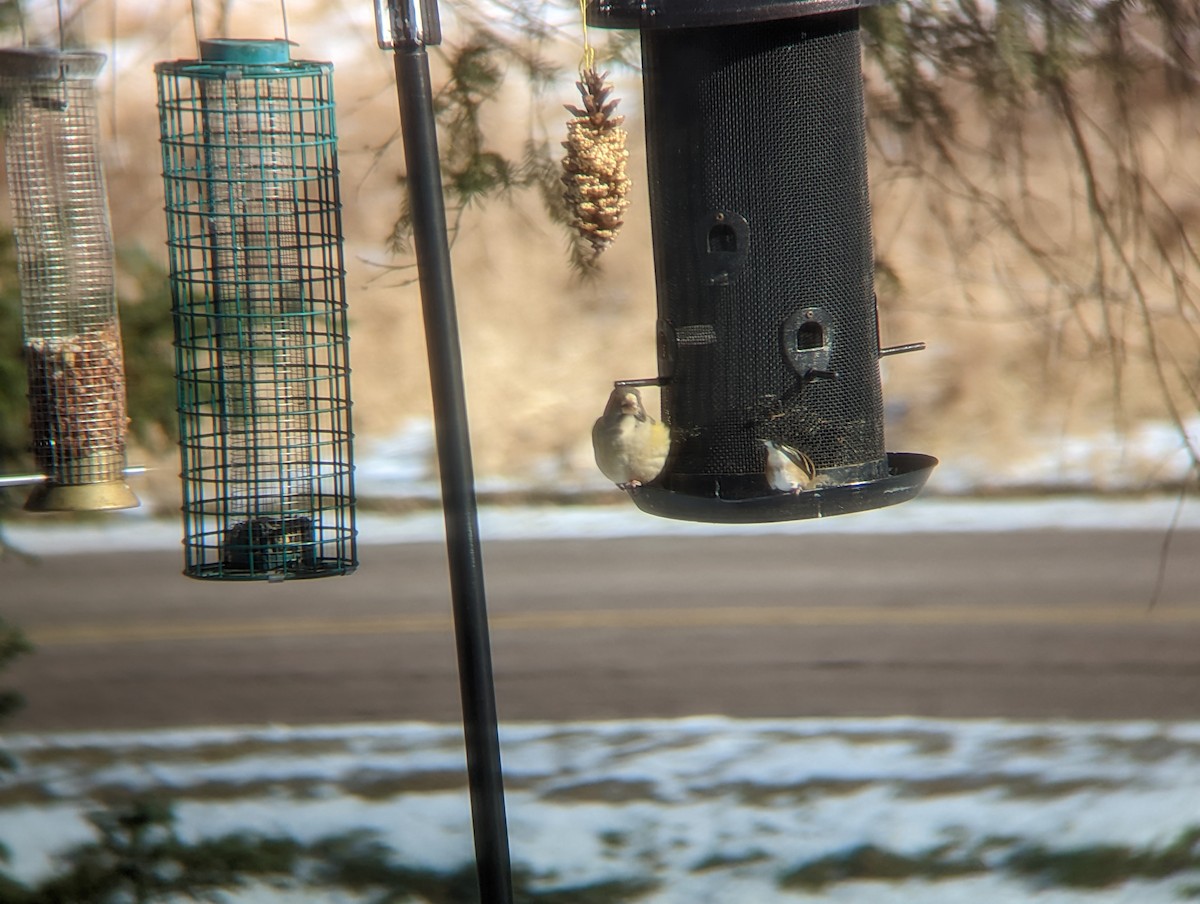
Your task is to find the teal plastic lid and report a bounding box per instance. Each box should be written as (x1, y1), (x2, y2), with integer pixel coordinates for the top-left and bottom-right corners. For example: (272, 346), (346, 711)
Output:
(198, 39), (292, 65)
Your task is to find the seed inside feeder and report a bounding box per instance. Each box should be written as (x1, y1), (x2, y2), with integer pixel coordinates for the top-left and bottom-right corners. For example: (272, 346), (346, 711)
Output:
(24, 319), (128, 484)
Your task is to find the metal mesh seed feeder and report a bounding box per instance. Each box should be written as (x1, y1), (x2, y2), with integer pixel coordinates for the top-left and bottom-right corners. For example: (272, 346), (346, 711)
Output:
(0, 48), (139, 512)
(590, 0), (936, 522)
(156, 39), (356, 581)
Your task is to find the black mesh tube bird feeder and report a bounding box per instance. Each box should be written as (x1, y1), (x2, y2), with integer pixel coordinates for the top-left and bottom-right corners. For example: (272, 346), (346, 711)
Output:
(590, 0), (936, 522)
(0, 48), (139, 512)
(156, 39), (356, 580)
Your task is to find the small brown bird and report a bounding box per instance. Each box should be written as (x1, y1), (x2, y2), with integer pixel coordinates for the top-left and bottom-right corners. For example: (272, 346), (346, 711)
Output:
(760, 438), (818, 494)
(592, 386), (670, 489)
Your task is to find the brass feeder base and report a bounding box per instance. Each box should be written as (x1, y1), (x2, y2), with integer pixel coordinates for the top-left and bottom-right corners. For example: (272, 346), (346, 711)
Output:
(25, 479), (140, 512)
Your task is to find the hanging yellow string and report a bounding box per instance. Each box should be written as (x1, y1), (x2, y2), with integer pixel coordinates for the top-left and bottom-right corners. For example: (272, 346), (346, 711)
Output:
(15, 0), (27, 46)
(189, 0), (203, 52)
(577, 0), (595, 75)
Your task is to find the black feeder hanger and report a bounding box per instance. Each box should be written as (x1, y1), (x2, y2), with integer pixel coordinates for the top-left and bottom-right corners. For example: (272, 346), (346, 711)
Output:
(592, 0), (937, 523)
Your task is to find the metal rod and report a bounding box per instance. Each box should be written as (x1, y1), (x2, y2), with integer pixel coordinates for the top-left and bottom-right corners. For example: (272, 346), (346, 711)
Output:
(878, 341), (927, 358)
(0, 466), (148, 489)
(389, 41), (514, 904)
(614, 376), (669, 388)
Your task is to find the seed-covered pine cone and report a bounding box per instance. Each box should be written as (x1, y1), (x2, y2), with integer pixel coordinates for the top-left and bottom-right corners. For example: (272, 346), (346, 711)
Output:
(561, 68), (631, 267)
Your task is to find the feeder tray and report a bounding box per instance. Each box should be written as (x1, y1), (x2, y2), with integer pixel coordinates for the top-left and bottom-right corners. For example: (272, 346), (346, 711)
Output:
(157, 39), (356, 580)
(629, 452), (936, 523)
(0, 47), (139, 512)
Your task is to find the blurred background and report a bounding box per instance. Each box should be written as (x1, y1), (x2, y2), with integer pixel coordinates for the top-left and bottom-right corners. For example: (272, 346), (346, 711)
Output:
(0, 0), (1197, 507)
(1, 2), (1199, 901)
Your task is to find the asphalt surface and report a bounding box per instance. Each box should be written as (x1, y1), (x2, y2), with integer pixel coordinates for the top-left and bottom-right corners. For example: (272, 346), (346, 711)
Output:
(3, 529), (1200, 731)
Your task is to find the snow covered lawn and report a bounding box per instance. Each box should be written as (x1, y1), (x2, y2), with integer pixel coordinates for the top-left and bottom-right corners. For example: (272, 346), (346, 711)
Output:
(3, 717), (1200, 901)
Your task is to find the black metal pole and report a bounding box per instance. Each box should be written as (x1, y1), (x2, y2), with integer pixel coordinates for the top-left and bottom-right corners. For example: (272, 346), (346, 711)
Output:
(382, 4), (513, 900)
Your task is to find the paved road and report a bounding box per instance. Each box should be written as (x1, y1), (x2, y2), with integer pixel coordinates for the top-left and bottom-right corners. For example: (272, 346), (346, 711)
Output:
(3, 529), (1200, 731)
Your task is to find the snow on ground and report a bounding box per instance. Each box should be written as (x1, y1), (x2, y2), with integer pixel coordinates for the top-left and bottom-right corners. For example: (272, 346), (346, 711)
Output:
(10, 415), (1198, 556)
(355, 416), (1200, 499)
(3, 422), (1199, 898)
(5, 492), (1199, 557)
(4, 717), (1200, 901)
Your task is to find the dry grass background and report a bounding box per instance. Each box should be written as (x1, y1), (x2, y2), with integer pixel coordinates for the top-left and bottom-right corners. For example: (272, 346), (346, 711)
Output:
(12, 0), (1200, 502)
(871, 79), (1200, 488)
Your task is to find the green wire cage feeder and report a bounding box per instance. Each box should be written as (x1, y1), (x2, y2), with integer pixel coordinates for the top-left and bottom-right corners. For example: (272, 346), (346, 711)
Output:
(156, 38), (356, 581)
(0, 48), (139, 512)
